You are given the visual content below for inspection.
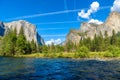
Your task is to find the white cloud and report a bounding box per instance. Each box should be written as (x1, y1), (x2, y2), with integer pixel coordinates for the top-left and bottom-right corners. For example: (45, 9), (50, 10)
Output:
(45, 38), (62, 45)
(36, 21), (80, 25)
(111, 0), (120, 12)
(6, 9), (90, 21)
(78, 10), (91, 19)
(78, 1), (100, 19)
(88, 19), (103, 25)
(42, 34), (66, 37)
(90, 1), (100, 12)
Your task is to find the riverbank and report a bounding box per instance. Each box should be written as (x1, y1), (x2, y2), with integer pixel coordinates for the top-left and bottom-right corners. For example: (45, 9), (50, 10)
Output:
(13, 52), (120, 61)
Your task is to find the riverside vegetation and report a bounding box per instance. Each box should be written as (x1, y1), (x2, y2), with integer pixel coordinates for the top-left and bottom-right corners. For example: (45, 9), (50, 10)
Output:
(0, 28), (120, 59)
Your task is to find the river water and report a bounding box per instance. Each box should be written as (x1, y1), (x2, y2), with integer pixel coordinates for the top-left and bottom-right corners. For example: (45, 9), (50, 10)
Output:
(0, 57), (120, 80)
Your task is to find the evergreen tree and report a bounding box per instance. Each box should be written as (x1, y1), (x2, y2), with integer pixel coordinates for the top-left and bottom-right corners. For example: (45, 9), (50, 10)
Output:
(42, 45), (49, 53)
(65, 41), (75, 52)
(91, 34), (98, 51)
(38, 45), (43, 53)
(104, 31), (110, 50)
(31, 40), (37, 53)
(55, 45), (64, 53)
(98, 31), (104, 51)
(25, 42), (32, 54)
(16, 27), (28, 54)
(82, 37), (92, 50)
(1, 29), (17, 56)
(49, 42), (55, 53)
(11, 28), (17, 55)
(111, 30), (117, 46)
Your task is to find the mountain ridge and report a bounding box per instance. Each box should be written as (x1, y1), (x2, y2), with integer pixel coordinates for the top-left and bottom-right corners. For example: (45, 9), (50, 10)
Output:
(0, 20), (44, 45)
(66, 11), (120, 44)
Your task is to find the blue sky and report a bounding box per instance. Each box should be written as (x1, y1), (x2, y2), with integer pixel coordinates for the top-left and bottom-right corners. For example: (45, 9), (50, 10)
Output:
(0, 0), (119, 44)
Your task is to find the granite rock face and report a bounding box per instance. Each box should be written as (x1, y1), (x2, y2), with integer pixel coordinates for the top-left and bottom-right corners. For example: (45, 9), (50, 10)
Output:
(66, 12), (120, 44)
(0, 22), (5, 36)
(0, 20), (44, 45)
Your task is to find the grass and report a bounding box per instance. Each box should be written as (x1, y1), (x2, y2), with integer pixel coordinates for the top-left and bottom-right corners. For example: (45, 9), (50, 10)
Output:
(14, 52), (120, 60)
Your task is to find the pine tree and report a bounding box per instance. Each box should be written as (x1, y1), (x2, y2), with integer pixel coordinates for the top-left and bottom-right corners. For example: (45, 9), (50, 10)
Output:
(83, 37), (91, 50)
(11, 28), (17, 55)
(31, 39), (37, 53)
(49, 42), (55, 53)
(104, 31), (110, 50)
(1, 28), (17, 56)
(42, 45), (48, 53)
(98, 31), (104, 51)
(65, 41), (75, 52)
(111, 30), (117, 46)
(91, 34), (98, 51)
(16, 27), (28, 54)
(25, 42), (32, 54)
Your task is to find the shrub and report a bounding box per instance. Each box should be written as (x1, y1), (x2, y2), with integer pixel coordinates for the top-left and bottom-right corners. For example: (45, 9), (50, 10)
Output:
(104, 51), (113, 57)
(107, 46), (120, 57)
(77, 46), (89, 58)
(77, 46), (89, 53)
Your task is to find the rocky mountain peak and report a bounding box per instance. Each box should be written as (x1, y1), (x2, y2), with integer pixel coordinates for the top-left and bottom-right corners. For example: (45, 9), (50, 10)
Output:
(0, 21), (5, 36)
(0, 20), (44, 45)
(105, 11), (120, 34)
(66, 12), (120, 44)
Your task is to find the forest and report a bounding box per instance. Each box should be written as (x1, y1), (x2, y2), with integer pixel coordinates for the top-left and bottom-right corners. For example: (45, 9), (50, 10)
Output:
(0, 28), (120, 58)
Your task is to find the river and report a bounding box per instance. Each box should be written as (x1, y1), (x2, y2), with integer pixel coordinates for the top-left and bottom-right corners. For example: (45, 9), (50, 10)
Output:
(0, 57), (120, 80)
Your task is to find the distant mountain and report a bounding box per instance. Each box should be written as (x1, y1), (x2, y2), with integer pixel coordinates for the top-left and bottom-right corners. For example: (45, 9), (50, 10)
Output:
(66, 11), (120, 44)
(0, 22), (5, 36)
(0, 20), (44, 45)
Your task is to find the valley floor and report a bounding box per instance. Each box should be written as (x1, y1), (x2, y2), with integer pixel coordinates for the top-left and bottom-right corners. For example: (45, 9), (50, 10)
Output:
(14, 52), (120, 61)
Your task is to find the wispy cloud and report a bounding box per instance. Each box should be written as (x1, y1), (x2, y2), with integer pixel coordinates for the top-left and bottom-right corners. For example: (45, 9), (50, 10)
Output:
(111, 0), (120, 12)
(6, 9), (87, 21)
(78, 1), (100, 19)
(88, 19), (103, 25)
(45, 38), (62, 45)
(36, 21), (80, 25)
(5, 6), (110, 21)
(77, 1), (111, 24)
(99, 6), (111, 10)
(38, 28), (67, 30)
(42, 34), (66, 37)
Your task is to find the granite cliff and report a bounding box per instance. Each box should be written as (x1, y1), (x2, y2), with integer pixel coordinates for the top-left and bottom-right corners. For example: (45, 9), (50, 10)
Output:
(0, 22), (5, 36)
(66, 12), (120, 44)
(0, 20), (44, 45)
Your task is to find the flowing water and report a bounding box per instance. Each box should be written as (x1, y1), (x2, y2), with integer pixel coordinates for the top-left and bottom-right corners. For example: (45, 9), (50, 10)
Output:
(0, 57), (120, 80)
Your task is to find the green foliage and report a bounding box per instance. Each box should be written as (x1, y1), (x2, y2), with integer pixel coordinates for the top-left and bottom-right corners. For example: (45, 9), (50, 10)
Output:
(0, 27), (38, 56)
(25, 42), (32, 54)
(91, 34), (99, 51)
(16, 27), (28, 54)
(77, 46), (89, 53)
(104, 51), (113, 57)
(42, 45), (49, 53)
(76, 46), (89, 58)
(104, 31), (110, 50)
(55, 45), (64, 53)
(107, 46), (120, 57)
(110, 30), (117, 45)
(49, 42), (55, 53)
(37, 45), (43, 53)
(1, 29), (17, 56)
(31, 40), (37, 53)
(65, 41), (76, 52)
(1, 26), (120, 59)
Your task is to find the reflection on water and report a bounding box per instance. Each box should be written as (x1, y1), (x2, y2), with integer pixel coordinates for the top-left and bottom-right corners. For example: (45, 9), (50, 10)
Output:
(0, 57), (120, 80)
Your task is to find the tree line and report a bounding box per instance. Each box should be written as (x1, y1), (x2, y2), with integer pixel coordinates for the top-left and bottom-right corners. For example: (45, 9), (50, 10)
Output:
(0, 28), (120, 57)
(0, 27), (38, 56)
(42, 30), (120, 52)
